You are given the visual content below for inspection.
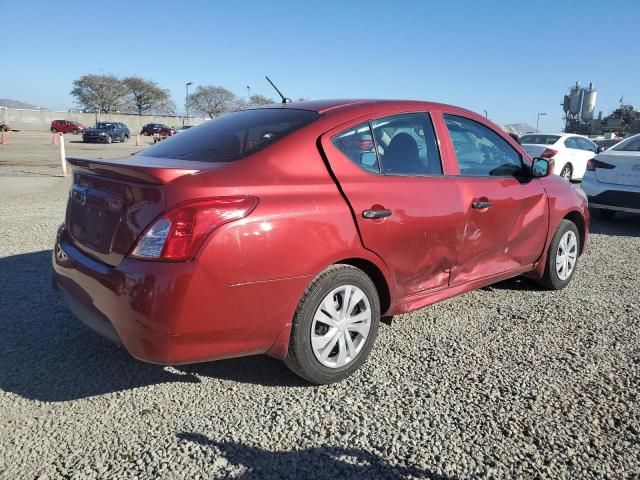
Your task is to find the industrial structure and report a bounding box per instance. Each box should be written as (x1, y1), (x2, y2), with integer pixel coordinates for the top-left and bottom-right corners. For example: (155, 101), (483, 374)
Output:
(563, 81), (640, 137)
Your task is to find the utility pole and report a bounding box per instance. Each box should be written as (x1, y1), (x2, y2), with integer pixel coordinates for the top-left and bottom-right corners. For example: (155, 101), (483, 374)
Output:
(185, 82), (193, 125)
(536, 112), (547, 130)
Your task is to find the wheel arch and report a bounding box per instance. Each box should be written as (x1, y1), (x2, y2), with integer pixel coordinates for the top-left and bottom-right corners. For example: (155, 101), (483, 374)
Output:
(563, 210), (586, 255)
(335, 257), (391, 315)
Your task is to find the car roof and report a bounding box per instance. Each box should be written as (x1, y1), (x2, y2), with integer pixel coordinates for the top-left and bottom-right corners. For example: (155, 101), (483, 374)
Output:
(250, 98), (476, 117)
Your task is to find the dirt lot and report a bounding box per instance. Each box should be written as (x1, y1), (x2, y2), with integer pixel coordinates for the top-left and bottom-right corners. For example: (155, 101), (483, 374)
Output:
(0, 131), (151, 177)
(0, 135), (638, 479)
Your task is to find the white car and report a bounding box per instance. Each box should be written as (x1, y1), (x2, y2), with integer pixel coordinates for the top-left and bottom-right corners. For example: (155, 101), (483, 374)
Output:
(519, 133), (601, 181)
(581, 133), (640, 220)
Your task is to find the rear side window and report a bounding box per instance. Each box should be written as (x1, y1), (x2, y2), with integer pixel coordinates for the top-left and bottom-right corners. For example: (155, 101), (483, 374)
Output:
(332, 123), (378, 172)
(444, 114), (523, 177)
(372, 113), (442, 175)
(331, 113), (442, 176)
(612, 135), (640, 152)
(141, 109), (320, 162)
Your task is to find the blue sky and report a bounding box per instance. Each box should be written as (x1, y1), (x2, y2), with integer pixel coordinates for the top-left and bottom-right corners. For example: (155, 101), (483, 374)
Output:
(3, 0), (639, 130)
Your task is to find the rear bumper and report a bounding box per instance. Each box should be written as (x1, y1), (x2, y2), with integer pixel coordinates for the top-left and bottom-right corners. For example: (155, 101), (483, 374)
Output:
(582, 173), (640, 213)
(52, 227), (304, 364)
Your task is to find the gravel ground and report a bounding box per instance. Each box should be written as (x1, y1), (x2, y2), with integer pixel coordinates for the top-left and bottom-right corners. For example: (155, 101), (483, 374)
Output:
(0, 138), (639, 479)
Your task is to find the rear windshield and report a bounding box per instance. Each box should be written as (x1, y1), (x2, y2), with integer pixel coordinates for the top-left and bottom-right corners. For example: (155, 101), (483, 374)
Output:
(519, 135), (560, 145)
(612, 135), (640, 152)
(140, 109), (320, 162)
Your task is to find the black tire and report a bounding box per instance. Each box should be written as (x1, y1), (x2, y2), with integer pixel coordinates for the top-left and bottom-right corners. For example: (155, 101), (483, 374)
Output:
(535, 219), (580, 290)
(560, 164), (573, 181)
(51, 128), (57, 134)
(72, 129), (79, 135)
(106, 135), (112, 144)
(285, 264), (380, 384)
(123, 134), (129, 142)
(597, 209), (616, 221)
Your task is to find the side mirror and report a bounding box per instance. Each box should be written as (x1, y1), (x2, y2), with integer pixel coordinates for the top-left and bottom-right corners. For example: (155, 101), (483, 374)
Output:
(531, 157), (552, 178)
(596, 145), (605, 153)
(360, 151), (377, 167)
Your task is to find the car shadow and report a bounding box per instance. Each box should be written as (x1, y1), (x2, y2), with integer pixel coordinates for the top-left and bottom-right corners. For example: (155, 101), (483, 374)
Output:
(590, 214), (640, 238)
(177, 432), (449, 480)
(0, 250), (305, 403)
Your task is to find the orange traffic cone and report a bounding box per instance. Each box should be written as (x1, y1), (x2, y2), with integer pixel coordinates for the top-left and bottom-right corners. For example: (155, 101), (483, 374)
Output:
(52, 133), (59, 145)
(135, 134), (141, 146)
(1, 131), (6, 145)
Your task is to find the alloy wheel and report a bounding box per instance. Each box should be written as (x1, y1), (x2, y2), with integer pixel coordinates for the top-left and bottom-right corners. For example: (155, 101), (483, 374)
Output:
(556, 230), (577, 280)
(311, 285), (372, 368)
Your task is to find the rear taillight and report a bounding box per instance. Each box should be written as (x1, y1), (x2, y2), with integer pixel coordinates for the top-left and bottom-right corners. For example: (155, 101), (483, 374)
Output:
(130, 196), (258, 261)
(540, 148), (558, 159)
(586, 158), (615, 171)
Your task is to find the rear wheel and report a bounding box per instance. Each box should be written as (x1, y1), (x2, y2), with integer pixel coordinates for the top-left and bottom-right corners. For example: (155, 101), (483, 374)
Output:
(560, 164), (573, 181)
(597, 209), (616, 221)
(51, 128), (57, 133)
(106, 135), (112, 144)
(285, 265), (380, 384)
(535, 219), (580, 290)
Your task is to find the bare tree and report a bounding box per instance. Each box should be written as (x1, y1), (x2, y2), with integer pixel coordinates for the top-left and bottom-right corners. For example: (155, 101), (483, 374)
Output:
(70, 74), (126, 113)
(188, 86), (236, 118)
(248, 94), (275, 106)
(122, 77), (172, 115)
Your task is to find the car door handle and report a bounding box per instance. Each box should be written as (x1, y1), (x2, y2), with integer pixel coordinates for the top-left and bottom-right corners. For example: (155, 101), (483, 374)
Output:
(362, 208), (392, 219)
(472, 201), (493, 209)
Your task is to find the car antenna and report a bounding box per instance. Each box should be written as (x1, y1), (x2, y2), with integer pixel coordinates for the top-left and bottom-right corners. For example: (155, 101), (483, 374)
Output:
(265, 76), (292, 104)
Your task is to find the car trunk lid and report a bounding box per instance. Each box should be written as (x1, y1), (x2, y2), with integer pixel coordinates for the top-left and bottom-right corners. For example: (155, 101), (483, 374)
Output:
(594, 151), (640, 187)
(65, 156), (224, 266)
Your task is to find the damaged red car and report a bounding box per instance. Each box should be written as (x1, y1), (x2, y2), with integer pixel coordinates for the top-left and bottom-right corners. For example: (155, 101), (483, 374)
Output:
(52, 100), (589, 384)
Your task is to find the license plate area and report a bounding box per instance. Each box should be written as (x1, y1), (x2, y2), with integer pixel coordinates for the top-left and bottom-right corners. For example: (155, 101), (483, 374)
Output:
(67, 185), (124, 254)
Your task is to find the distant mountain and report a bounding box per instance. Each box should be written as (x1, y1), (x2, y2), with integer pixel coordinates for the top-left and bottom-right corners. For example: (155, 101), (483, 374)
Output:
(0, 99), (48, 110)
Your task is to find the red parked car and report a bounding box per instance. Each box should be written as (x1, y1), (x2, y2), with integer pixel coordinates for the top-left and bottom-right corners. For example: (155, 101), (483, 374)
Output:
(140, 123), (175, 136)
(50, 120), (88, 134)
(52, 100), (589, 384)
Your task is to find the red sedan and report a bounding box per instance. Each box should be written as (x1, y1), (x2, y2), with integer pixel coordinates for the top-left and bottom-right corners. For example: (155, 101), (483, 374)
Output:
(52, 100), (589, 384)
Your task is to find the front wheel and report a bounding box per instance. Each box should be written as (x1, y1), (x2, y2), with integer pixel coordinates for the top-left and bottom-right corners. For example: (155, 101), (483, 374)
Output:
(285, 265), (380, 384)
(106, 135), (112, 144)
(535, 219), (580, 290)
(72, 129), (79, 135)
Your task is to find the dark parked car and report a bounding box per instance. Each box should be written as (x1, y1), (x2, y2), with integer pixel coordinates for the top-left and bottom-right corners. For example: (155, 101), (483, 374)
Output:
(141, 123), (175, 136)
(53, 100), (589, 384)
(82, 122), (129, 143)
(50, 120), (88, 134)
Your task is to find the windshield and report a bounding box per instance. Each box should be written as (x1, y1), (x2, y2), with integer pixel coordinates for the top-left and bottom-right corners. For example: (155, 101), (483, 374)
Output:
(519, 135), (560, 145)
(140, 109), (320, 162)
(612, 135), (640, 152)
(94, 123), (115, 129)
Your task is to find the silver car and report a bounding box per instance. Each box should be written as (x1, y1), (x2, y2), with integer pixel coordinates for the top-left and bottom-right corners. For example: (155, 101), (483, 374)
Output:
(582, 133), (640, 220)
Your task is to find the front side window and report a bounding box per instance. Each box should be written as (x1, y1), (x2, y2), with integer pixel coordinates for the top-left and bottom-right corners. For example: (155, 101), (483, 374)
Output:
(142, 108), (320, 162)
(332, 122), (378, 173)
(444, 114), (523, 176)
(372, 113), (442, 175)
(577, 137), (596, 152)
